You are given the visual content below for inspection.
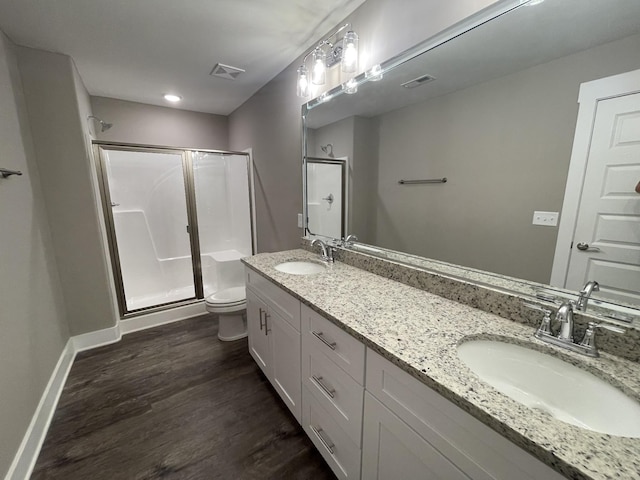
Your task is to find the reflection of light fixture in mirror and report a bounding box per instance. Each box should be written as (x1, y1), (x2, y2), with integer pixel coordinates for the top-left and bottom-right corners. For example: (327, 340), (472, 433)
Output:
(365, 64), (384, 81)
(312, 48), (327, 85)
(341, 30), (359, 73)
(297, 65), (310, 97)
(295, 23), (359, 97)
(344, 78), (358, 94)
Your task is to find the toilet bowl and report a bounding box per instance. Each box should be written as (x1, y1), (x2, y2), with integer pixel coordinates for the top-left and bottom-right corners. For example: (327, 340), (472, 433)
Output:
(205, 285), (247, 341)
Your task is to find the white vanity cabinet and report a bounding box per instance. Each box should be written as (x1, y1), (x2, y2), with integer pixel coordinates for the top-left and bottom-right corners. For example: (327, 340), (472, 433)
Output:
(300, 305), (365, 480)
(363, 349), (566, 480)
(244, 266), (567, 480)
(245, 268), (302, 422)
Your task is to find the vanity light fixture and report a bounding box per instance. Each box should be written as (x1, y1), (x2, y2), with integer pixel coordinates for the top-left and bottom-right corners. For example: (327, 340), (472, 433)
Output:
(344, 78), (358, 94)
(365, 64), (383, 82)
(163, 93), (182, 102)
(296, 23), (359, 97)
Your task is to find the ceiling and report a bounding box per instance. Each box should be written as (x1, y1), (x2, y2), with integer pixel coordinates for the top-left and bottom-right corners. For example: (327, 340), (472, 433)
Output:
(0, 0), (366, 115)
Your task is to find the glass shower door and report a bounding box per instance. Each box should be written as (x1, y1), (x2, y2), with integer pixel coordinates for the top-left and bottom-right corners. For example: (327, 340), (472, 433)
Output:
(192, 152), (252, 297)
(100, 147), (196, 312)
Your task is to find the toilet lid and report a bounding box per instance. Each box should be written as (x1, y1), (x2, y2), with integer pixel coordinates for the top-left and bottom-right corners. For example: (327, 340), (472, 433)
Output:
(205, 286), (246, 306)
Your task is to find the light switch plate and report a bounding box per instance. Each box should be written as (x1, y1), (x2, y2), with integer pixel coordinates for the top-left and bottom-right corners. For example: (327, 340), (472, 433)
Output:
(532, 211), (559, 226)
(297, 213), (303, 228)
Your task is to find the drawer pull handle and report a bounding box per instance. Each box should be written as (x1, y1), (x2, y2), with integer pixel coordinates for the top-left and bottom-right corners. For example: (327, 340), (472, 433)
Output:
(259, 308), (265, 331)
(312, 375), (336, 398)
(312, 331), (336, 350)
(264, 312), (270, 335)
(311, 425), (335, 454)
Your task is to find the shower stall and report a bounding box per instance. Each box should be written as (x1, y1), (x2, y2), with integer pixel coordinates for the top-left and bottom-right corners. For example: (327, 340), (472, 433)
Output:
(95, 144), (253, 316)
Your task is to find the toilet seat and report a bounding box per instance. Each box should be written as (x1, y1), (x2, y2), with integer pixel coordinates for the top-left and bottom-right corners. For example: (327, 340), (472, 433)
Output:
(205, 286), (246, 313)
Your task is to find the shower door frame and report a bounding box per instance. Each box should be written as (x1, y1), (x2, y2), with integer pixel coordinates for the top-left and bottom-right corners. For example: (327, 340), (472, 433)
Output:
(304, 156), (347, 239)
(94, 141), (255, 318)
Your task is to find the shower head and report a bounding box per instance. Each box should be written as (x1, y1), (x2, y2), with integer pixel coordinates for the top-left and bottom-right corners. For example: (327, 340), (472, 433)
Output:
(88, 115), (113, 133)
(321, 143), (334, 157)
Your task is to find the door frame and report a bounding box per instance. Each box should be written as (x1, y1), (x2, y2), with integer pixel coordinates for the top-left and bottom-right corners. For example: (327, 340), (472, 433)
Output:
(550, 68), (640, 288)
(94, 141), (254, 318)
(304, 156), (348, 239)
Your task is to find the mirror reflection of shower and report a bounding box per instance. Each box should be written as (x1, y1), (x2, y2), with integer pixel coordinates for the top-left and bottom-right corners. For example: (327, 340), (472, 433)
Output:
(306, 158), (346, 239)
(88, 115), (113, 132)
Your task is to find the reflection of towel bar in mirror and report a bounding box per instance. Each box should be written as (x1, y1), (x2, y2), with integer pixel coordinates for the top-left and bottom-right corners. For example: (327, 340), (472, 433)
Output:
(398, 177), (447, 185)
(0, 168), (23, 178)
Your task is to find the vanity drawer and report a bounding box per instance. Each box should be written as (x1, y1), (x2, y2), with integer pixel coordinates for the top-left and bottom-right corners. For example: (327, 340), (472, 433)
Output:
(301, 304), (365, 383)
(303, 341), (364, 446)
(365, 348), (565, 480)
(302, 386), (361, 480)
(245, 267), (300, 331)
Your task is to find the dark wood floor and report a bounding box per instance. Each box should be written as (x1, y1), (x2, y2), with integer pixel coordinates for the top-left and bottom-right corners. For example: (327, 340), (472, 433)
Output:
(32, 316), (335, 480)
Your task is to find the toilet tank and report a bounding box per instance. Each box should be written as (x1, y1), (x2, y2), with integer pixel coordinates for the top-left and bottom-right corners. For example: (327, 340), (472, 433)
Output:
(211, 250), (246, 291)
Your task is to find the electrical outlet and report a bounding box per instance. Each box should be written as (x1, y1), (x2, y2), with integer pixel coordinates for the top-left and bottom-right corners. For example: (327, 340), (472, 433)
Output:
(532, 211), (559, 226)
(297, 213), (303, 228)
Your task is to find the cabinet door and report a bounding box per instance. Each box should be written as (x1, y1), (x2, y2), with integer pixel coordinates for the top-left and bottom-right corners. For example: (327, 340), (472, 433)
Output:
(246, 288), (271, 378)
(362, 393), (469, 480)
(269, 308), (302, 422)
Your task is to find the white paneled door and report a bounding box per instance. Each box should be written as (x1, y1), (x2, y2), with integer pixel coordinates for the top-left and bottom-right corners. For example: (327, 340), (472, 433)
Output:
(565, 92), (640, 304)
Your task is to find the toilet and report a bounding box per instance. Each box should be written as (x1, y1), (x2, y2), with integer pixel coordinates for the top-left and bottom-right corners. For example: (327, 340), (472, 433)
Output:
(205, 285), (247, 341)
(204, 252), (248, 341)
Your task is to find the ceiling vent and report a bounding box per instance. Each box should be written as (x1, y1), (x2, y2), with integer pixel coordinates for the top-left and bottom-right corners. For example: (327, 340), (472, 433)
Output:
(210, 63), (245, 80)
(401, 74), (436, 89)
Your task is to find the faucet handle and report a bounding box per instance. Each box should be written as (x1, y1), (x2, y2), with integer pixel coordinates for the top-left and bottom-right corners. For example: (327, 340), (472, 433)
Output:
(342, 234), (358, 247)
(524, 303), (553, 336)
(578, 321), (625, 354)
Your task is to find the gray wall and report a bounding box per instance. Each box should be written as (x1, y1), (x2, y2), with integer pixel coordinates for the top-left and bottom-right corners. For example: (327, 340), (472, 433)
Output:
(91, 96), (229, 150)
(17, 46), (117, 335)
(0, 33), (69, 478)
(229, 0), (497, 252)
(374, 33), (640, 283)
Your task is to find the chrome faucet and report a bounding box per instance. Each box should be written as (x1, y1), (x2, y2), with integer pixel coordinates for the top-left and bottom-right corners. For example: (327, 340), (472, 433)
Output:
(342, 234), (358, 247)
(576, 280), (599, 312)
(526, 300), (624, 357)
(555, 301), (575, 342)
(311, 238), (335, 263)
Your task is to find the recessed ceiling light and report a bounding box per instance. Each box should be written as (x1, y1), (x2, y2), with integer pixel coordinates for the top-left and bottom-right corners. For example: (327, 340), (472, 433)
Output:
(163, 94), (182, 102)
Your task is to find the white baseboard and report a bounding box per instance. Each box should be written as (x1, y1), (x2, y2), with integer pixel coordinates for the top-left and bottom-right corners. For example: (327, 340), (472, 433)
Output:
(5, 306), (206, 480)
(4, 339), (75, 480)
(72, 324), (121, 352)
(119, 301), (207, 335)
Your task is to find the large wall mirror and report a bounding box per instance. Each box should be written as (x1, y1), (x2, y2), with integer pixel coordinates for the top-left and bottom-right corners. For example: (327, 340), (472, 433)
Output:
(303, 0), (640, 320)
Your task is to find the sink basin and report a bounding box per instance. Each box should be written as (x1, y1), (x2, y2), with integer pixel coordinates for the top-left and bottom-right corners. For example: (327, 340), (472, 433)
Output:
(274, 260), (326, 275)
(457, 340), (640, 437)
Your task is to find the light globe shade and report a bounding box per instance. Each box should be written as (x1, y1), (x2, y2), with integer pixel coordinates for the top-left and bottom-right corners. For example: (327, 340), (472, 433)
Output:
(341, 30), (358, 73)
(297, 65), (310, 97)
(312, 49), (327, 85)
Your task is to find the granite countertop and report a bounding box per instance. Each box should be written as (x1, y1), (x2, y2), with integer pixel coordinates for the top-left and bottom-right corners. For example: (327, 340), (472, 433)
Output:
(242, 249), (640, 480)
